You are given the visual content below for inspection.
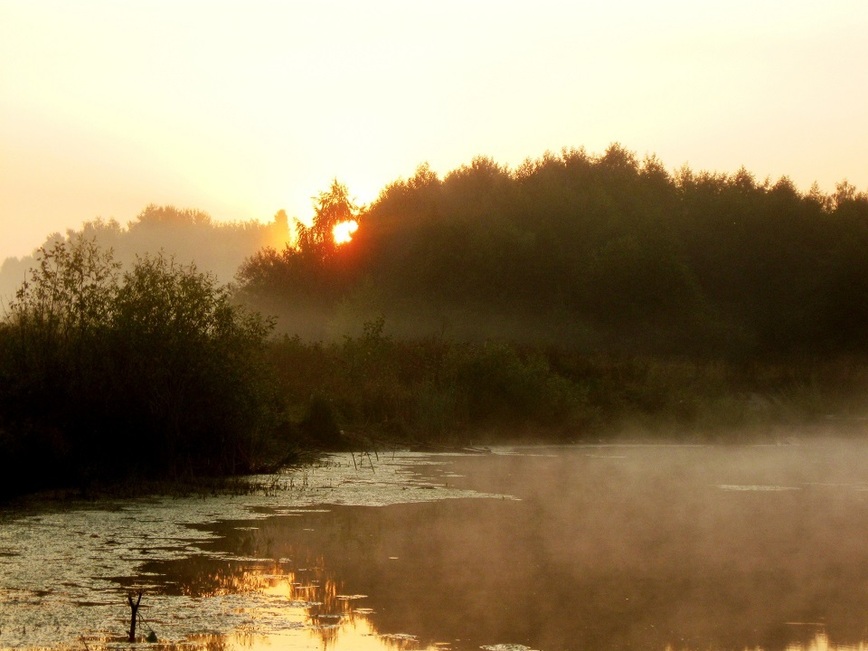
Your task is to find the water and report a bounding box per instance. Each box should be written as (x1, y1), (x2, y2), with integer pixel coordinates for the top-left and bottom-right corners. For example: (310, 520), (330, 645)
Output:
(2, 442), (868, 651)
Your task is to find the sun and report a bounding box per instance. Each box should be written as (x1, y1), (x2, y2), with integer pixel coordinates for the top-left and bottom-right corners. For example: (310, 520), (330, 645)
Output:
(332, 220), (358, 245)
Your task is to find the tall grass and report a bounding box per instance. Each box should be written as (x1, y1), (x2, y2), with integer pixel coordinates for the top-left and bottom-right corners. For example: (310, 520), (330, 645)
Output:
(267, 320), (868, 445)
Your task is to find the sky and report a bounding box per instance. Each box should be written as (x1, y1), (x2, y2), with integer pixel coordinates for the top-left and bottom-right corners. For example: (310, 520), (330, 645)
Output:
(2, 0), (867, 262)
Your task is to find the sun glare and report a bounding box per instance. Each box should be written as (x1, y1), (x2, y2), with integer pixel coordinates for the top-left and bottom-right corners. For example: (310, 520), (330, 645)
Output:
(332, 220), (358, 245)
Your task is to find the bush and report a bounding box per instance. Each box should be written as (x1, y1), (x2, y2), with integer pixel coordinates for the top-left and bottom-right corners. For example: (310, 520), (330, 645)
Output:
(450, 343), (585, 430)
(299, 395), (343, 448)
(0, 238), (278, 494)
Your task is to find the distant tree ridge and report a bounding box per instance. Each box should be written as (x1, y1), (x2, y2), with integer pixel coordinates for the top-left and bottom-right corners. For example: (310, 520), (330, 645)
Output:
(0, 205), (290, 307)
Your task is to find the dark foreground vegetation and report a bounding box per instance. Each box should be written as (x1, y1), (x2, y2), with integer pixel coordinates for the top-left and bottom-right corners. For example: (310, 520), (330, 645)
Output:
(0, 239), (282, 497)
(2, 144), (868, 499)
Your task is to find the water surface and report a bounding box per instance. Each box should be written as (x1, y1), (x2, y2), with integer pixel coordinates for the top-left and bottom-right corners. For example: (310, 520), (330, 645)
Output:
(3, 442), (868, 651)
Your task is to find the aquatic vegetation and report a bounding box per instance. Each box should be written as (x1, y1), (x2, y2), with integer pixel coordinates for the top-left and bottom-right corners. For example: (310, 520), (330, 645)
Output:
(0, 452), (514, 649)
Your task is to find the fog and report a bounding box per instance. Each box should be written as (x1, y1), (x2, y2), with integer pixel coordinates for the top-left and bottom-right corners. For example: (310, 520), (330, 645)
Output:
(135, 440), (868, 651)
(0, 206), (289, 308)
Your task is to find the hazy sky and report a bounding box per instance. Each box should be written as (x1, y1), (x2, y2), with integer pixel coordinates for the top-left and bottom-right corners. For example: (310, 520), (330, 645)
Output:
(2, 0), (867, 262)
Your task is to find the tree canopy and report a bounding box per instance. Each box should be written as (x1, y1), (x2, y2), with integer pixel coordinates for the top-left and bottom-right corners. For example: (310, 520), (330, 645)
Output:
(237, 145), (868, 358)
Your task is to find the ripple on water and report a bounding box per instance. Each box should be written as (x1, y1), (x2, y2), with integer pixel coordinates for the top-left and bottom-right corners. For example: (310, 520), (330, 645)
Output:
(716, 484), (802, 491)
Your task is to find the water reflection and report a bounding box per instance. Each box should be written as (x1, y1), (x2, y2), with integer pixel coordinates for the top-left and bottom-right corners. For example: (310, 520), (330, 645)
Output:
(137, 551), (430, 651)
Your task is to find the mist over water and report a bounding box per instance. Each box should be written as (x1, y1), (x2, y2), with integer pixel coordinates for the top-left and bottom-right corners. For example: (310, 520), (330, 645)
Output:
(438, 442), (868, 650)
(2, 441), (868, 651)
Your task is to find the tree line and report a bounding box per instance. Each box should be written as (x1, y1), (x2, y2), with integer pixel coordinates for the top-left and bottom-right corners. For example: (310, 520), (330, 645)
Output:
(3, 144), (868, 498)
(239, 145), (868, 359)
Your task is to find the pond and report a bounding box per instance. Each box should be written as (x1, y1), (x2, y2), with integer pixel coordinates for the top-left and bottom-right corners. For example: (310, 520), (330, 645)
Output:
(2, 441), (868, 651)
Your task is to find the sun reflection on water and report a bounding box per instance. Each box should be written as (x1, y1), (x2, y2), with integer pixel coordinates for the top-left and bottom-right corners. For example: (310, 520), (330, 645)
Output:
(781, 632), (868, 651)
(123, 555), (868, 651)
(660, 633), (868, 651)
(144, 558), (438, 651)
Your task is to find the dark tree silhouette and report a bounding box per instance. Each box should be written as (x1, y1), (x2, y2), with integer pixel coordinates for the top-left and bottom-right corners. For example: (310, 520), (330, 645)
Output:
(296, 179), (360, 261)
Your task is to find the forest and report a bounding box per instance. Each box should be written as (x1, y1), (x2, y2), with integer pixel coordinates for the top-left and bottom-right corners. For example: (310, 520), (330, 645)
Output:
(241, 145), (868, 358)
(2, 144), (868, 498)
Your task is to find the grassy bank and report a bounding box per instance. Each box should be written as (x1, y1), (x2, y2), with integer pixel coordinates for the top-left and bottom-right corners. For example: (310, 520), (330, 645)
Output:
(276, 321), (868, 448)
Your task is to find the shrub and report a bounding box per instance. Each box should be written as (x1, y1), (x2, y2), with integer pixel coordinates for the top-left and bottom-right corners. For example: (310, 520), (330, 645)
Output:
(0, 238), (278, 493)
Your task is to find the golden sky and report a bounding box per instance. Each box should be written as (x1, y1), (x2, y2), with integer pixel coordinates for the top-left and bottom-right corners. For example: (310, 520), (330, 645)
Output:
(2, 0), (867, 261)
